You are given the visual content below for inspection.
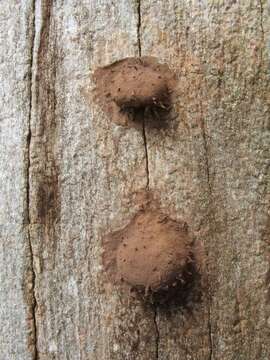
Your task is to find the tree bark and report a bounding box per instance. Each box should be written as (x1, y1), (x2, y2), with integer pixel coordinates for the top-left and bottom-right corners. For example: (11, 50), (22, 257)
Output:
(0, 1), (269, 359)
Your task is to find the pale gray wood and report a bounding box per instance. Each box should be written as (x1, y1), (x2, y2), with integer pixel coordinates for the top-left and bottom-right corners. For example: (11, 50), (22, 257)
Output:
(0, 1), (35, 359)
(141, 1), (270, 359)
(1, 1), (270, 360)
(28, 1), (156, 359)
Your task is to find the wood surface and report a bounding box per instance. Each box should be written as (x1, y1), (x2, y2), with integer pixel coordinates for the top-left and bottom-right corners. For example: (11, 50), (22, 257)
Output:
(0, 1), (269, 359)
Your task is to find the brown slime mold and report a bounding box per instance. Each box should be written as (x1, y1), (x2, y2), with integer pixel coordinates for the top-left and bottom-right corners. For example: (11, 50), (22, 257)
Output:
(93, 57), (176, 127)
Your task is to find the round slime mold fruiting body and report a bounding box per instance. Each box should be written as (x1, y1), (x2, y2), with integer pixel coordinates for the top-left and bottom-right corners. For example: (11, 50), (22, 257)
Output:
(111, 66), (169, 109)
(116, 210), (190, 292)
(93, 57), (176, 127)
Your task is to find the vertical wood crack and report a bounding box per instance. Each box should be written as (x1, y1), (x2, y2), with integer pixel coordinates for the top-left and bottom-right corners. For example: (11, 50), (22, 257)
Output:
(142, 120), (150, 190)
(208, 309), (213, 360)
(136, 0), (141, 57)
(136, 0), (150, 190)
(27, 1), (37, 359)
(259, 0), (264, 39)
(203, 129), (214, 360)
(259, 0), (265, 68)
(136, 2), (156, 355)
(199, 100), (213, 359)
(200, 101), (211, 194)
(202, 124), (213, 360)
(153, 305), (160, 359)
(25, 1), (57, 356)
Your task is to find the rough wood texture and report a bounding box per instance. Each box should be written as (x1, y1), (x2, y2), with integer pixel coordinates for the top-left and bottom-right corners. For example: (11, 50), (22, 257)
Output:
(29, 1), (156, 359)
(141, 1), (270, 359)
(0, 2), (35, 359)
(0, 1), (269, 360)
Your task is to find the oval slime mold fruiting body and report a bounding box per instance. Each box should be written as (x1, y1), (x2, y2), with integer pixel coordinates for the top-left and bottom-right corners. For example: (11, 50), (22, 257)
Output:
(110, 66), (169, 109)
(93, 57), (176, 127)
(116, 210), (191, 292)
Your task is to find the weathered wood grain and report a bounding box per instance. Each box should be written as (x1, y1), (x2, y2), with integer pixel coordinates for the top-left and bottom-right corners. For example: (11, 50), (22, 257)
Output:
(1, 1), (270, 360)
(28, 0), (157, 359)
(0, 1), (35, 359)
(141, 1), (270, 359)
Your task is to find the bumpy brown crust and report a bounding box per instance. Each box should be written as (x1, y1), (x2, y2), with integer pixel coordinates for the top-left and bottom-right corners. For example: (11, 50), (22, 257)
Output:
(93, 57), (176, 127)
(102, 194), (192, 294)
(116, 209), (191, 292)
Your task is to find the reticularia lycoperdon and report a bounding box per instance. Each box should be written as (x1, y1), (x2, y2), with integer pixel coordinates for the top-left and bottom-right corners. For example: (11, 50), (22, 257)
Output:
(93, 57), (176, 126)
(115, 209), (191, 293)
